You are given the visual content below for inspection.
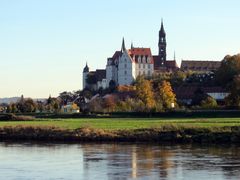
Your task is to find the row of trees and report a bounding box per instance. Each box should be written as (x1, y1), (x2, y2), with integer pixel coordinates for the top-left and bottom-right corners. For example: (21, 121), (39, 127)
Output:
(6, 95), (61, 113)
(87, 76), (177, 113)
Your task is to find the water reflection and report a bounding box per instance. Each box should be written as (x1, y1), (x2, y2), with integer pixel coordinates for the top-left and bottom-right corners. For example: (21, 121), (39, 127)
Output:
(0, 142), (240, 180)
(81, 143), (240, 180)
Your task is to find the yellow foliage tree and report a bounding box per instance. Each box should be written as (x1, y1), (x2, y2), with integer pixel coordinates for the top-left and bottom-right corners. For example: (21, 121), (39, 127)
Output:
(135, 77), (155, 111)
(157, 81), (176, 109)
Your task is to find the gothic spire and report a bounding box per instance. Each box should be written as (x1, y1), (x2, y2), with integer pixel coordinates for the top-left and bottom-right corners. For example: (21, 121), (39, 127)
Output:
(121, 37), (126, 52)
(160, 19), (166, 36)
(83, 62), (89, 73)
(131, 42), (134, 49)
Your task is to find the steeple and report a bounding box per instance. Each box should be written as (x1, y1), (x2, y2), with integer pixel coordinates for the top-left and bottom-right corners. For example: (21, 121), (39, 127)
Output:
(158, 19), (167, 66)
(174, 51), (176, 61)
(121, 37), (126, 52)
(83, 62), (89, 73)
(131, 42), (134, 49)
(159, 19), (166, 36)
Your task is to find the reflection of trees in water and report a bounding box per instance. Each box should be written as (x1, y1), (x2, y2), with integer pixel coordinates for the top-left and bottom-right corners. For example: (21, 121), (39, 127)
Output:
(81, 143), (175, 179)
(80, 143), (240, 179)
(173, 144), (240, 179)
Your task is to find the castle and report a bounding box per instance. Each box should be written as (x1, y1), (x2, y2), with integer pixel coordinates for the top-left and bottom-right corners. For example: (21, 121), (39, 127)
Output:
(83, 21), (220, 91)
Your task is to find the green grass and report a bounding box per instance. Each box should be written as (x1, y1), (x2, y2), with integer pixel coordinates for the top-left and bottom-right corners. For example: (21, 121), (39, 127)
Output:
(1, 117), (240, 130)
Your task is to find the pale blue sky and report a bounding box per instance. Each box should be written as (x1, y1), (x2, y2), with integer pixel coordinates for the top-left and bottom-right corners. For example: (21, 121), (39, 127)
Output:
(0, 0), (239, 98)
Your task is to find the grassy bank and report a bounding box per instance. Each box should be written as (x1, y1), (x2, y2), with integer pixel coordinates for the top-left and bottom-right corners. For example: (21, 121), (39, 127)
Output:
(1, 118), (240, 130)
(0, 118), (240, 143)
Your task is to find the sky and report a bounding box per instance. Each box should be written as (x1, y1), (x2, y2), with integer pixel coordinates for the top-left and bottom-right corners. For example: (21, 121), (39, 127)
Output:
(0, 0), (239, 98)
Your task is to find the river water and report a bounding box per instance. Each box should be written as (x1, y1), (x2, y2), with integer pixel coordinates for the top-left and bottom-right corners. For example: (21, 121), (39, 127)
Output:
(0, 142), (239, 180)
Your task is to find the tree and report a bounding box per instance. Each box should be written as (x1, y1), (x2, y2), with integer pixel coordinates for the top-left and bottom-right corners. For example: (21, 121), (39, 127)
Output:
(170, 71), (187, 86)
(216, 54), (240, 87)
(16, 97), (37, 113)
(225, 75), (240, 107)
(201, 96), (218, 109)
(135, 76), (155, 111)
(156, 81), (176, 110)
(109, 80), (117, 92)
(46, 96), (61, 113)
(59, 91), (74, 105)
(88, 98), (103, 112)
(103, 95), (116, 112)
(191, 88), (207, 106)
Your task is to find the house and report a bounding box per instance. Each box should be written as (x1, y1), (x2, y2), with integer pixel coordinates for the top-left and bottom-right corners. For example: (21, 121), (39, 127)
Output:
(174, 86), (229, 105)
(61, 103), (80, 113)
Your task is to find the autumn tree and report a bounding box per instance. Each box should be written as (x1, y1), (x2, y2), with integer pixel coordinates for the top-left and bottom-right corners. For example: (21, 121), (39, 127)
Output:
(156, 81), (176, 110)
(103, 95), (116, 112)
(135, 76), (155, 111)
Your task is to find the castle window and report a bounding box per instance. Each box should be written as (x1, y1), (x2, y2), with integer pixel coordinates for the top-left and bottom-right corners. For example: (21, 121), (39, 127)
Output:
(147, 57), (151, 63)
(124, 71), (127, 75)
(124, 64), (127, 68)
(138, 56), (141, 63)
(142, 56), (146, 63)
(148, 64), (151, 69)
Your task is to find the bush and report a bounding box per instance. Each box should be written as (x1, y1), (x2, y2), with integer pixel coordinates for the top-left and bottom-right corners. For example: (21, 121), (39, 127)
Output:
(201, 96), (218, 109)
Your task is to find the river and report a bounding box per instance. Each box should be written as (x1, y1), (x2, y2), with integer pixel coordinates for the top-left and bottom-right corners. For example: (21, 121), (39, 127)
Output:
(0, 142), (239, 180)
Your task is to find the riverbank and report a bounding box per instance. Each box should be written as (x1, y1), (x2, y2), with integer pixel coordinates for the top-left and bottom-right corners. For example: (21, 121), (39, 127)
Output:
(0, 125), (240, 143)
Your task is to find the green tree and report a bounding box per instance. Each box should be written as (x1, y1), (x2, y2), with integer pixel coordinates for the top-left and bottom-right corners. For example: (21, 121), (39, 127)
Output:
(201, 96), (218, 109)
(225, 75), (240, 107)
(170, 71), (187, 86)
(216, 54), (240, 87)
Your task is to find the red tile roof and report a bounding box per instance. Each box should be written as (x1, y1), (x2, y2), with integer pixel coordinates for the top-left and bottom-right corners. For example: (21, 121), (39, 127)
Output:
(128, 48), (154, 64)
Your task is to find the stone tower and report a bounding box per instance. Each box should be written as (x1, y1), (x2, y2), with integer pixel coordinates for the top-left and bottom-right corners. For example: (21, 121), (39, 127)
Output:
(158, 20), (167, 66)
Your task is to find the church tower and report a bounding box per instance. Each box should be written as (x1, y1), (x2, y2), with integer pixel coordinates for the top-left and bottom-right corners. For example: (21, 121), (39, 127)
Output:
(158, 20), (167, 66)
(82, 62), (89, 90)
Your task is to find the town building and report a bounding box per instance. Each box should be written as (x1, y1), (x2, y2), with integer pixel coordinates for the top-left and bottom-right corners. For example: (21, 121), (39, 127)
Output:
(180, 60), (221, 72)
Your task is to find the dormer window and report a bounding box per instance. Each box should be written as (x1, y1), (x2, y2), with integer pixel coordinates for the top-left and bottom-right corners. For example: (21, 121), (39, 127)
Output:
(138, 56), (141, 63)
(142, 56), (146, 63)
(147, 57), (151, 63)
